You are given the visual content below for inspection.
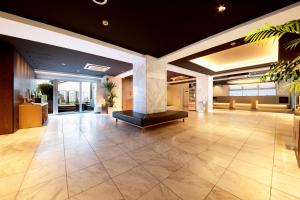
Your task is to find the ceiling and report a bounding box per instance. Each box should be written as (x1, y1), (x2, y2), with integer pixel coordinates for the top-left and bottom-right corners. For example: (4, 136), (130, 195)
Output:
(0, 35), (132, 77)
(0, 0), (298, 57)
(190, 39), (279, 72)
(167, 71), (193, 82)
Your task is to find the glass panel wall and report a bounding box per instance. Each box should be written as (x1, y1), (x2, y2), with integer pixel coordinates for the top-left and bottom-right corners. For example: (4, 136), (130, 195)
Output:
(229, 82), (276, 97)
(58, 81), (80, 113)
(81, 82), (97, 112)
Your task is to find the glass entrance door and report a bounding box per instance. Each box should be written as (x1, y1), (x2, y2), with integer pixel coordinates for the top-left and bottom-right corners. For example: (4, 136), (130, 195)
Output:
(58, 81), (80, 113)
(81, 82), (96, 112)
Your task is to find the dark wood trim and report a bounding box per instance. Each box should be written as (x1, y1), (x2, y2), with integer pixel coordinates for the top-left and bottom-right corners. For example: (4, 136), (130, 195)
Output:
(0, 42), (14, 134)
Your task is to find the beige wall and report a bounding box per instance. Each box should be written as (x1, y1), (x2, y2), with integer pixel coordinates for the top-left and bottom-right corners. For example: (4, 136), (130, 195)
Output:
(213, 85), (229, 96)
(167, 83), (189, 107)
(96, 76), (122, 111)
(122, 77), (133, 110)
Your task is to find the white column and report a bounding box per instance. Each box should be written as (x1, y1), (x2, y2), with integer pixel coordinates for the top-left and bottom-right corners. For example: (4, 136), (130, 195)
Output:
(196, 75), (213, 113)
(133, 55), (167, 114)
(53, 80), (58, 114)
(79, 82), (82, 112)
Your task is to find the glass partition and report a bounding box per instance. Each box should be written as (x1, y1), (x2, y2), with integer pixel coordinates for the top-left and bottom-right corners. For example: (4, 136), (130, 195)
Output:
(58, 81), (80, 113)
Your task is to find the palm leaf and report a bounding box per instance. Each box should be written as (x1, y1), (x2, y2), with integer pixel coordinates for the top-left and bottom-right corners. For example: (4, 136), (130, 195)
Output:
(245, 20), (300, 44)
(285, 38), (300, 50)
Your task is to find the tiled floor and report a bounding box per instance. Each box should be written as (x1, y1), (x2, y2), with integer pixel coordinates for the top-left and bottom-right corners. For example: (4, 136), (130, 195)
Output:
(0, 110), (299, 200)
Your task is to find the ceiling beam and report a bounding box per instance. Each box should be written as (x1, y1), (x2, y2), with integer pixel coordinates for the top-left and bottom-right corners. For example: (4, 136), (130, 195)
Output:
(0, 11), (145, 64)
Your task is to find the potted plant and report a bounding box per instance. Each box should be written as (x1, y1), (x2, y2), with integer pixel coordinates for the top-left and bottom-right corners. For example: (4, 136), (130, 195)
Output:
(103, 81), (117, 113)
(37, 83), (53, 113)
(245, 19), (300, 161)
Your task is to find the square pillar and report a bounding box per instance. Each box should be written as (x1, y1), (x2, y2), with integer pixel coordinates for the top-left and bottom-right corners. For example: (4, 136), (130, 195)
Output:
(133, 55), (167, 114)
(196, 75), (213, 113)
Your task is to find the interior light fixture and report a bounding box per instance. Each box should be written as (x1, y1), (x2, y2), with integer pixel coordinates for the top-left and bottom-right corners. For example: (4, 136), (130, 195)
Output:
(230, 42), (237, 46)
(61, 63), (66, 66)
(84, 63), (110, 72)
(190, 38), (279, 72)
(217, 5), (226, 12)
(102, 20), (109, 26)
(92, 0), (108, 5)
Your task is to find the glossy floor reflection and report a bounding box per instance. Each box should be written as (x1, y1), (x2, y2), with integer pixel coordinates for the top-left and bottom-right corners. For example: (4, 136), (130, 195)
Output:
(0, 110), (299, 200)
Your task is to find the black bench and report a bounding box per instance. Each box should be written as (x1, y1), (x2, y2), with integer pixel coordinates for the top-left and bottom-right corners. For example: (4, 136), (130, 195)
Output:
(112, 110), (188, 129)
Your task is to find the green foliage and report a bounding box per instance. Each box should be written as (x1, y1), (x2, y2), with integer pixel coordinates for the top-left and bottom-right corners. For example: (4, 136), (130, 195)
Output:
(103, 81), (117, 107)
(37, 83), (53, 100)
(103, 81), (116, 92)
(245, 19), (300, 92)
(245, 20), (300, 45)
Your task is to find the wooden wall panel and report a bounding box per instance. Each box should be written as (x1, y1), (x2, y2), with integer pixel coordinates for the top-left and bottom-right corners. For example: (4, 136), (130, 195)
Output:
(13, 51), (35, 131)
(0, 43), (14, 134)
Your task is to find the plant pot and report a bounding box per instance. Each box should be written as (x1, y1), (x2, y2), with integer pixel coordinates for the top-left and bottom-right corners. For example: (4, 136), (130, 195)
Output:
(48, 100), (53, 113)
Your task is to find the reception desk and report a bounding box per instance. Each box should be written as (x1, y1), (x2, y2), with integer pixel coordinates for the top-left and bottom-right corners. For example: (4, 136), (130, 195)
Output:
(19, 103), (48, 129)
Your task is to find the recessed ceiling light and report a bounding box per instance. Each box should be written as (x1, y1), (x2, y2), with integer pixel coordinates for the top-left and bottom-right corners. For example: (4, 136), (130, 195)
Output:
(92, 0), (108, 5)
(217, 5), (226, 12)
(230, 42), (237, 46)
(61, 63), (66, 66)
(102, 20), (109, 26)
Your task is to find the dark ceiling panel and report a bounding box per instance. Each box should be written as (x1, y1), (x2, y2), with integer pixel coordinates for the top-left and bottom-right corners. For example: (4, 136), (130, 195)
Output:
(0, 0), (298, 57)
(0, 35), (132, 77)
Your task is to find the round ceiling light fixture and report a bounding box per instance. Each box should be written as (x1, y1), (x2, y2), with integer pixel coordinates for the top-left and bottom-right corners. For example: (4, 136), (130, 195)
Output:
(217, 5), (226, 12)
(92, 0), (108, 5)
(102, 20), (109, 26)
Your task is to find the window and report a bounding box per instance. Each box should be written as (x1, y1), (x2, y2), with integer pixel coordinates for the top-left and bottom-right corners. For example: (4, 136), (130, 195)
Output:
(229, 82), (276, 96)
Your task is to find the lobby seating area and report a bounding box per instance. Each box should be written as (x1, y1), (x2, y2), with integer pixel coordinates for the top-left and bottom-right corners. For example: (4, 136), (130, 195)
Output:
(113, 110), (188, 129)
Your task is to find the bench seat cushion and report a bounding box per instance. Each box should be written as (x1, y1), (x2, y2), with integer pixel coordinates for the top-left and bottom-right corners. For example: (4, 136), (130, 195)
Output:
(112, 110), (188, 127)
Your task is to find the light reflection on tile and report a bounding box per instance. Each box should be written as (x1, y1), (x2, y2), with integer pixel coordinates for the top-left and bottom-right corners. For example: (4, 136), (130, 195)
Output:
(0, 110), (298, 200)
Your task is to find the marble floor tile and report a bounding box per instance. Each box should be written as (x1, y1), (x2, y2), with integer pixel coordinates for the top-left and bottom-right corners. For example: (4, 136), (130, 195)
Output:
(273, 159), (300, 178)
(0, 192), (18, 200)
(197, 150), (234, 168)
(235, 150), (274, 170)
(129, 147), (159, 164)
(113, 166), (159, 200)
(146, 140), (173, 154)
(208, 143), (240, 157)
(69, 180), (123, 200)
(184, 157), (225, 185)
(163, 168), (214, 200)
(66, 154), (99, 173)
(142, 155), (181, 181)
(0, 110), (299, 199)
(138, 183), (181, 200)
(16, 176), (68, 200)
(206, 186), (241, 200)
(217, 171), (270, 200)
(271, 188), (300, 200)
(0, 173), (24, 197)
(162, 148), (195, 167)
(67, 164), (110, 196)
(103, 154), (138, 177)
(272, 172), (300, 198)
(21, 161), (66, 189)
(94, 145), (124, 161)
(228, 159), (272, 185)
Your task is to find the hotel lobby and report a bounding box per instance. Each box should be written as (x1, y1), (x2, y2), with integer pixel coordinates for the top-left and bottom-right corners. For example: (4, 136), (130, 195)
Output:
(0, 1), (300, 200)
